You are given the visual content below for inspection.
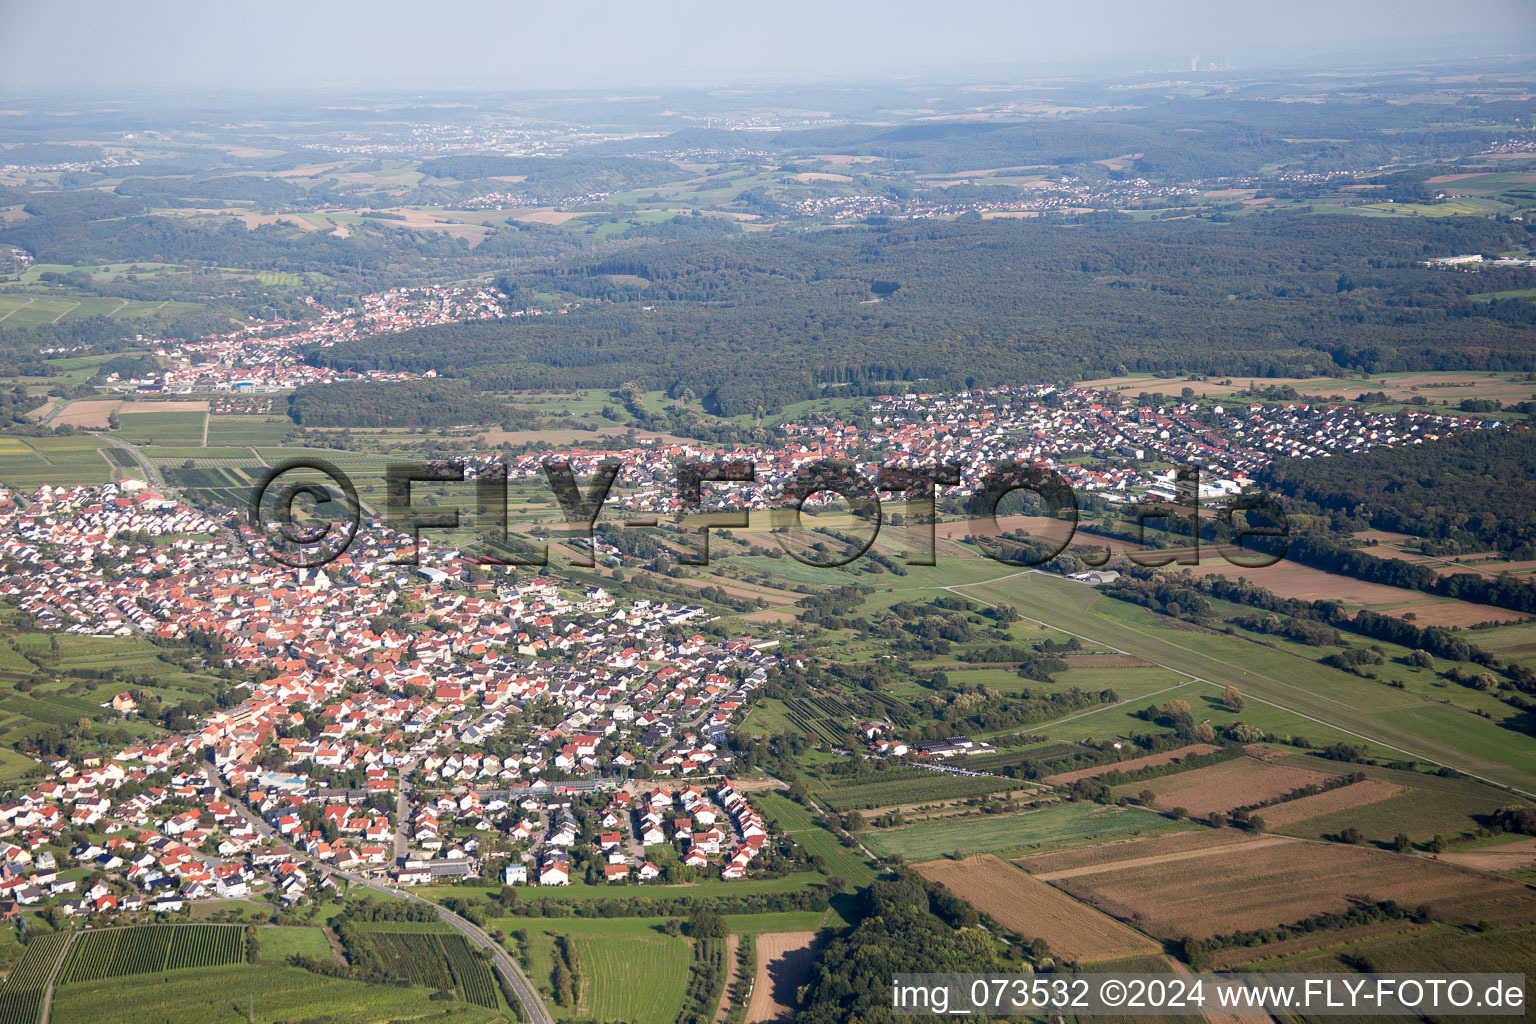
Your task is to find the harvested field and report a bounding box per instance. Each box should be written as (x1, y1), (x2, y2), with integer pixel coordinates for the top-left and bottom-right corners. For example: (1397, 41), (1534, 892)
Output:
(1030, 836), (1295, 882)
(235, 213), (318, 231)
(1180, 559), (1438, 606)
(916, 855), (1159, 963)
(509, 210), (585, 225)
(1015, 828), (1259, 877)
(1373, 602), (1530, 627)
(738, 608), (798, 624)
(1113, 757), (1335, 817)
(1435, 837), (1536, 873)
(744, 932), (817, 1024)
(1052, 840), (1536, 940)
(1259, 780), (1407, 828)
(116, 400), (208, 414)
(52, 399), (120, 429)
(1041, 744), (1221, 786)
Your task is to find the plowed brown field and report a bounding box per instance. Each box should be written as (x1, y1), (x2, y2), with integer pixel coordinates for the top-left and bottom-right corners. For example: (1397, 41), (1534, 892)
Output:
(916, 855), (1159, 962)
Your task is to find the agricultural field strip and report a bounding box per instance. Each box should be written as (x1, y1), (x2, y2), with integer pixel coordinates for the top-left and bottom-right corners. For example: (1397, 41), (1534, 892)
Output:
(1029, 834), (1297, 881)
(924, 568), (1536, 799)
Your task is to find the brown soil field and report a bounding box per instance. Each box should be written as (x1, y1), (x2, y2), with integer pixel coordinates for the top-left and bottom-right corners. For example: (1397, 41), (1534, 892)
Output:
(744, 932), (818, 1024)
(1179, 559), (1439, 606)
(367, 208), (491, 243)
(1114, 758), (1335, 817)
(273, 162), (347, 178)
(738, 608), (798, 624)
(21, 397), (59, 422)
(235, 213), (318, 231)
(117, 400), (208, 414)
(918, 855), (1159, 962)
(1015, 829), (1261, 876)
(1373, 602), (1530, 627)
(1030, 836), (1297, 882)
(1258, 780), (1409, 828)
(509, 210), (586, 225)
(1053, 841), (1536, 940)
(1435, 837), (1536, 873)
(52, 399), (120, 429)
(1041, 744), (1222, 786)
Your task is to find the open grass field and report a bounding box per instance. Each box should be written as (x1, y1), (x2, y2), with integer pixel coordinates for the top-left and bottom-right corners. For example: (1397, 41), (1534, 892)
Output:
(205, 416), (293, 446)
(255, 926), (332, 962)
(754, 792), (877, 884)
(508, 917), (691, 1024)
(1110, 756), (1335, 816)
(1051, 838), (1536, 941)
(114, 410), (207, 445)
(566, 932), (689, 1023)
(863, 801), (1187, 861)
(915, 855), (1160, 963)
(941, 571), (1536, 795)
(0, 435), (113, 487)
(1263, 753), (1536, 844)
(51, 962), (500, 1024)
(0, 294), (198, 328)
(1244, 922), (1536, 975)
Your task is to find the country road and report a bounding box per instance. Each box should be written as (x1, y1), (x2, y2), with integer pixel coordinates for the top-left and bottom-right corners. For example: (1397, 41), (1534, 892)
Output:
(91, 432), (166, 489)
(37, 931), (76, 1024)
(201, 762), (553, 1024)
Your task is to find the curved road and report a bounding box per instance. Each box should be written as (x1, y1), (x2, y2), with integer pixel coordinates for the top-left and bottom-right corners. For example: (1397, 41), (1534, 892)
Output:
(201, 763), (552, 1024)
(92, 432), (166, 489)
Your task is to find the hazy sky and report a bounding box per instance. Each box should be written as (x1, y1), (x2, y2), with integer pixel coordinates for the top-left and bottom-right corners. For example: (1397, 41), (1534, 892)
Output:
(4, 0), (1533, 92)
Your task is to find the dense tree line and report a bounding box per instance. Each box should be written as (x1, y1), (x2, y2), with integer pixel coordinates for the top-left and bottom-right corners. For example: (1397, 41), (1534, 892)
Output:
(1260, 428), (1536, 556)
(287, 378), (519, 427)
(795, 874), (1003, 1024)
(304, 214), (1536, 417)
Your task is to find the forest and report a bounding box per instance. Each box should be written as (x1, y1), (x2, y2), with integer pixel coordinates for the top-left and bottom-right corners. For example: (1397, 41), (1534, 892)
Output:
(304, 212), (1536, 417)
(1261, 428), (1536, 556)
